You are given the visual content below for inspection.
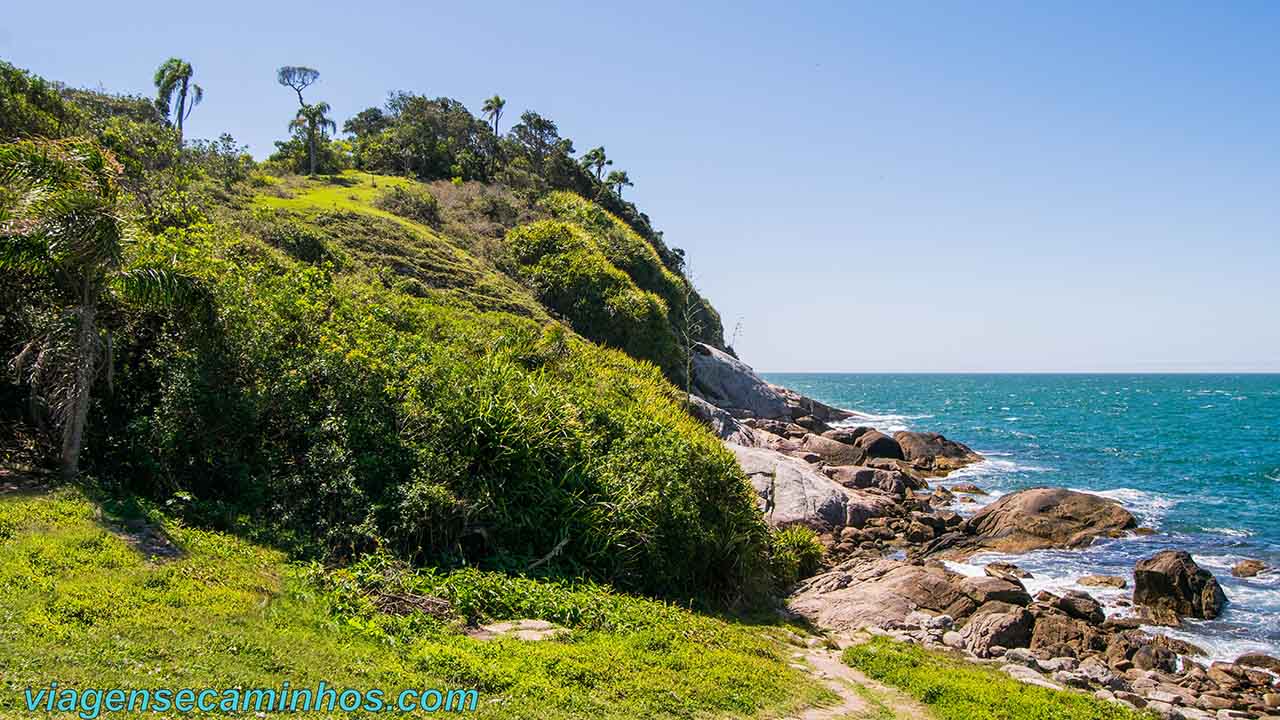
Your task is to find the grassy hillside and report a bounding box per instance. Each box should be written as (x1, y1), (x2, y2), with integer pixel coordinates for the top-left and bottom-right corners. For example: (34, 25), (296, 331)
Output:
(0, 487), (830, 719)
(0, 59), (777, 607)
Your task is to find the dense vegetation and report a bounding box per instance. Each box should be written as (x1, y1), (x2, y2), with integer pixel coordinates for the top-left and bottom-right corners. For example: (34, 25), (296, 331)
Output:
(0, 488), (831, 718)
(0, 57), (772, 605)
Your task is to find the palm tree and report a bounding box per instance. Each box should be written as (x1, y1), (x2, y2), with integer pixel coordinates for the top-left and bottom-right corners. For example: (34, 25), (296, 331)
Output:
(153, 58), (203, 141)
(481, 95), (506, 137)
(0, 138), (204, 479)
(581, 146), (611, 181)
(292, 102), (337, 176)
(605, 169), (633, 199)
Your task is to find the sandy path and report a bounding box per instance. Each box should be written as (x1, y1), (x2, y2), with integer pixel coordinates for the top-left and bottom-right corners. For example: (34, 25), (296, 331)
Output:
(783, 636), (933, 720)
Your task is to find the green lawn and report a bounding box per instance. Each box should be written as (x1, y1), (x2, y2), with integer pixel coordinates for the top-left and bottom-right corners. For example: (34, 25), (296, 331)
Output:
(0, 488), (831, 719)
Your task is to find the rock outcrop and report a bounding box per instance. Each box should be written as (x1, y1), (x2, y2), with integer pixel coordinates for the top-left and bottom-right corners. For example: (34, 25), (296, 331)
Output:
(689, 343), (791, 419)
(1232, 559), (1267, 578)
(728, 444), (897, 530)
(894, 431), (983, 476)
(961, 487), (1137, 553)
(1133, 550), (1228, 622)
(788, 559), (981, 630)
(684, 393), (758, 446)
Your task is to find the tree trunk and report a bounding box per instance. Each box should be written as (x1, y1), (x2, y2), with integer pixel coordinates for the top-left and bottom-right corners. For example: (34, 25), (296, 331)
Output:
(61, 281), (99, 481)
(176, 79), (186, 140)
(308, 122), (317, 176)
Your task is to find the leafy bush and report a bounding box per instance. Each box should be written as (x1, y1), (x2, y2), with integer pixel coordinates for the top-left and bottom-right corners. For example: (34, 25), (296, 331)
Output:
(844, 638), (1148, 720)
(504, 220), (682, 378)
(0, 60), (84, 140)
(768, 526), (825, 589)
(88, 221), (769, 605)
(375, 183), (440, 226)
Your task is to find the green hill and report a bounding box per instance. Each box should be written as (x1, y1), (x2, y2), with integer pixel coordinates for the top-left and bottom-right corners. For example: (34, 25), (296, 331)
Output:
(0, 58), (770, 604)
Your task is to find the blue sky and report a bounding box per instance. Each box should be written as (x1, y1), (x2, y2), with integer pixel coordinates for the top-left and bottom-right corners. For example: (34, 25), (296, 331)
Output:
(5, 1), (1278, 371)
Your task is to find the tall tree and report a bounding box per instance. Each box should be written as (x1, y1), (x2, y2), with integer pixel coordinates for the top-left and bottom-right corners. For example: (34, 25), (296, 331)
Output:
(0, 138), (204, 479)
(605, 169), (633, 199)
(580, 146), (611, 181)
(481, 95), (506, 136)
(292, 102), (337, 175)
(276, 66), (320, 107)
(153, 58), (203, 140)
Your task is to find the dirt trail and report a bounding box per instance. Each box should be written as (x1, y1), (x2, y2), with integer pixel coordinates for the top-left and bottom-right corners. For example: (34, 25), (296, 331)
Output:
(784, 635), (933, 720)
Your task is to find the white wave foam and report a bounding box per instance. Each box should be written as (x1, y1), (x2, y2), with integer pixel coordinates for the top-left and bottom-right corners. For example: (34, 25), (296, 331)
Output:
(833, 411), (932, 434)
(1202, 527), (1255, 538)
(1081, 487), (1177, 529)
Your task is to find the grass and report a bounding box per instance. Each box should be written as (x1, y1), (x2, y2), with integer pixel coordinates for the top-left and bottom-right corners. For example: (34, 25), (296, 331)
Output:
(248, 171), (548, 318)
(0, 488), (832, 719)
(843, 638), (1152, 720)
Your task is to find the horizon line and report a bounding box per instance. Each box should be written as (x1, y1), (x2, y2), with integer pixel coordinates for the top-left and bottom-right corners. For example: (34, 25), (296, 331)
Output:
(757, 369), (1280, 375)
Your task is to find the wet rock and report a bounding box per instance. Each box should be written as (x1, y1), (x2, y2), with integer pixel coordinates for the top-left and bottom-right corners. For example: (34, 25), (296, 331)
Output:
(894, 431), (984, 476)
(1080, 574), (1128, 589)
(1134, 550), (1228, 621)
(1054, 589), (1106, 625)
(950, 483), (988, 495)
(962, 487), (1137, 554)
(1232, 559), (1266, 578)
(985, 561), (1033, 582)
(1236, 654), (1280, 673)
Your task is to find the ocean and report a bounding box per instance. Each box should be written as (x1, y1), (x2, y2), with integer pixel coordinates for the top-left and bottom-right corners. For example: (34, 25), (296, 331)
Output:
(763, 373), (1280, 662)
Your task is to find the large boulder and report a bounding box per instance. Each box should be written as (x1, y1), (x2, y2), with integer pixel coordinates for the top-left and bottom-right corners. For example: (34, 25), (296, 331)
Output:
(855, 430), (904, 460)
(689, 343), (791, 419)
(728, 445), (897, 530)
(787, 433), (868, 466)
(787, 559), (981, 631)
(823, 465), (912, 497)
(1133, 551), (1228, 621)
(1030, 612), (1107, 655)
(962, 488), (1137, 554)
(894, 431), (984, 476)
(960, 601), (1034, 657)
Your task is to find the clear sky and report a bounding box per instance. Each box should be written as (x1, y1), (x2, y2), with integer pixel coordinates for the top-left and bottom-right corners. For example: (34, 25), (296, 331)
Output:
(5, 1), (1278, 372)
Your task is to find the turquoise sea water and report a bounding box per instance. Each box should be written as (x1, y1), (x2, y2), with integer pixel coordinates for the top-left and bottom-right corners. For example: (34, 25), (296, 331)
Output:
(764, 373), (1280, 660)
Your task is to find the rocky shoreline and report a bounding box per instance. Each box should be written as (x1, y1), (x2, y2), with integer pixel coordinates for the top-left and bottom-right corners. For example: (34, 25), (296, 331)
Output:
(687, 343), (1279, 720)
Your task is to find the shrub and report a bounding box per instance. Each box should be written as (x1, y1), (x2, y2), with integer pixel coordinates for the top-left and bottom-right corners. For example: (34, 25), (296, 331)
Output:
(88, 222), (770, 605)
(768, 526), (825, 589)
(374, 183), (440, 226)
(504, 220), (682, 378)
